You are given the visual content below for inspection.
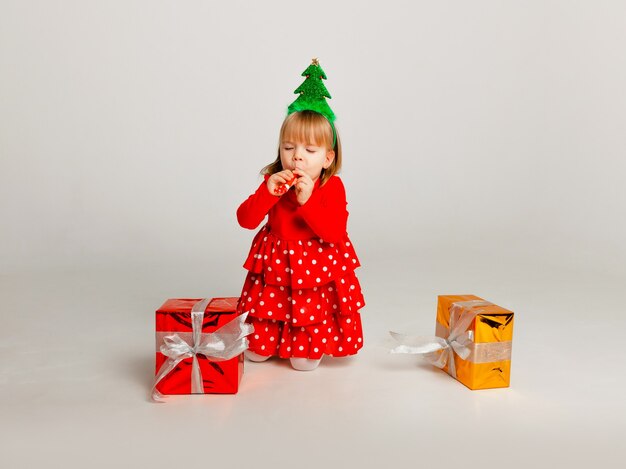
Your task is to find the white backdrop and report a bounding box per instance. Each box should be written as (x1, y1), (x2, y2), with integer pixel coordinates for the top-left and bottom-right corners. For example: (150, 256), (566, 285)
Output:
(2, 0), (625, 277)
(1, 1), (625, 468)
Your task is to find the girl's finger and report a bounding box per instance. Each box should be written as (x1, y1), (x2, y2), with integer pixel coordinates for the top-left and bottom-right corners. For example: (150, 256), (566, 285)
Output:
(294, 169), (309, 180)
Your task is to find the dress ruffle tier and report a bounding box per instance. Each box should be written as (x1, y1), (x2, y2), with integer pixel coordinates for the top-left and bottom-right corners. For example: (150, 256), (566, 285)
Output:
(237, 225), (365, 359)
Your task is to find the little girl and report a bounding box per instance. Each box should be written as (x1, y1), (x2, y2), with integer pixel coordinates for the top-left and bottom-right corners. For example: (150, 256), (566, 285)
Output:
(236, 59), (365, 371)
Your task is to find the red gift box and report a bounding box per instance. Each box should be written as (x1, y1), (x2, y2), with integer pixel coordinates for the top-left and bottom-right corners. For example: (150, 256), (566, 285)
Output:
(153, 297), (251, 399)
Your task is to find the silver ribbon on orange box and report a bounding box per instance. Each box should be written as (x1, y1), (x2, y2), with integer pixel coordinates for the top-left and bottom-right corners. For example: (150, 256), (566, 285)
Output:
(390, 300), (512, 379)
(151, 299), (253, 402)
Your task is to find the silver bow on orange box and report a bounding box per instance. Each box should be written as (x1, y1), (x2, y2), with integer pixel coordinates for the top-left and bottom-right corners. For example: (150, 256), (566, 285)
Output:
(390, 301), (512, 379)
(151, 299), (253, 402)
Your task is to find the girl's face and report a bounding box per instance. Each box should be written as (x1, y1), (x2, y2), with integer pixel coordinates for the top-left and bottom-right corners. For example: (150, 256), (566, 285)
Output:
(280, 140), (335, 182)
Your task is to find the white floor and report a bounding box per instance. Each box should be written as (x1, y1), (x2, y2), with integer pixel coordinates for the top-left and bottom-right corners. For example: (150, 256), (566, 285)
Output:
(1, 260), (624, 468)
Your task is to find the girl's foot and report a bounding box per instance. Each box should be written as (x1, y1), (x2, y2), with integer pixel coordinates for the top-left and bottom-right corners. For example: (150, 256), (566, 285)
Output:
(289, 357), (321, 371)
(244, 350), (271, 362)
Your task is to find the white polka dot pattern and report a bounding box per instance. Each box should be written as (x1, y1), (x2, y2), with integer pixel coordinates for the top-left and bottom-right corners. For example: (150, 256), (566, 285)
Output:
(238, 229), (365, 359)
(243, 226), (361, 289)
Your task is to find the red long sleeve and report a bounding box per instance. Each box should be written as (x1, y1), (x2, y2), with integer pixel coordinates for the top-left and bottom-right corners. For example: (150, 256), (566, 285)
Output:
(297, 176), (348, 243)
(236, 176), (280, 230)
(237, 175), (349, 243)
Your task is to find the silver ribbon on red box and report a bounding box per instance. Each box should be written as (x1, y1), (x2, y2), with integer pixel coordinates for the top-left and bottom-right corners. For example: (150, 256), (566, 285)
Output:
(151, 299), (253, 402)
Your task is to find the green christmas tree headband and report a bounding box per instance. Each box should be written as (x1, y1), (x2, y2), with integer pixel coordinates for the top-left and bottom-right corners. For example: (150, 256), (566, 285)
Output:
(287, 58), (337, 147)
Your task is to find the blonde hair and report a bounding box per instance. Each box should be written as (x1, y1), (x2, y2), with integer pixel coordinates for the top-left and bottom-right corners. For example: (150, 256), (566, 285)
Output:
(261, 110), (342, 186)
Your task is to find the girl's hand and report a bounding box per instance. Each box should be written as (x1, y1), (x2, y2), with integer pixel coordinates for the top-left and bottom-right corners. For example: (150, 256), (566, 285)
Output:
(293, 169), (314, 205)
(267, 170), (295, 196)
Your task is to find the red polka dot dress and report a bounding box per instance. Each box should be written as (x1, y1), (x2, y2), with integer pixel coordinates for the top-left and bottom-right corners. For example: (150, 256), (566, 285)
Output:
(236, 175), (364, 360)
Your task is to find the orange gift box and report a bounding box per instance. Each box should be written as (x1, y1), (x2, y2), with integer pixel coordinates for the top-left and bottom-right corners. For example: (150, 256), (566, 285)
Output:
(436, 295), (514, 390)
(390, 294), (514, 390)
